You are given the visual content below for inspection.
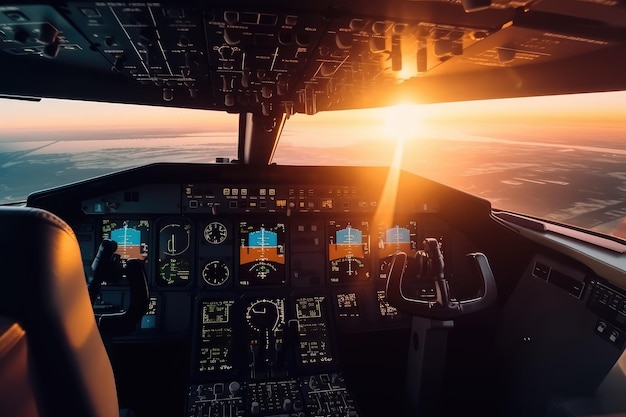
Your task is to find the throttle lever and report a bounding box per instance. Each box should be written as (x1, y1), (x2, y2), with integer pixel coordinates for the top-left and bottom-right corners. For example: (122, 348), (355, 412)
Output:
(385, 238), (497, 319)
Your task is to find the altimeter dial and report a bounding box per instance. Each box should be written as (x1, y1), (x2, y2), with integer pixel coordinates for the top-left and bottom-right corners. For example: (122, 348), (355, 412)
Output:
(202, 260), (230, 286)
(204, 221), (227, 245)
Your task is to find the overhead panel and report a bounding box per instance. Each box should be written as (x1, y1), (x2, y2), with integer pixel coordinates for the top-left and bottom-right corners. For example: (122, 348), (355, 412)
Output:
(0, 2), (625, 110)
(64, 3), (210, 103)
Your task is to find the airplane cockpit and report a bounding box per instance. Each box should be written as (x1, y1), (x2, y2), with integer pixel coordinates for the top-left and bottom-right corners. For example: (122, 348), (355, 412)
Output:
(1, 1), (626, 417)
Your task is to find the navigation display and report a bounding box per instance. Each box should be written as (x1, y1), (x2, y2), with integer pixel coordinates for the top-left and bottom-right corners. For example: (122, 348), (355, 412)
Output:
(198, 300), (235, 374)
(101, 219), (150, 268)
(328, 220), (370, 283)
(239, 221), (286, 286)
(156, 218), (193, 287)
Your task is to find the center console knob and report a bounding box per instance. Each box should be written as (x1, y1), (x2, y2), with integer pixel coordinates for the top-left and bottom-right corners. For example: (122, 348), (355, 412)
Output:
(293, 399), (304, 412)
(282, 398), (292, 412)
(228, 381), (241, 396)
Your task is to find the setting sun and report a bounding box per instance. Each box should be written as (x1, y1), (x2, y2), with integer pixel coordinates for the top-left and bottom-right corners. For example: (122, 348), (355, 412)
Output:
(378, 104), (425, 142)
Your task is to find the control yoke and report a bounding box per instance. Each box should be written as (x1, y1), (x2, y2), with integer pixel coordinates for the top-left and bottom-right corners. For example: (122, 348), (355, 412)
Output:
(385, 238), (497, 319)
(89, 239), (149, 336)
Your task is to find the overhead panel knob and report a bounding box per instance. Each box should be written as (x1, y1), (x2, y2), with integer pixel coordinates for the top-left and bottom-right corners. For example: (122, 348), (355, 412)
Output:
(261, 85), (273, 99)
(372, 21), (387, 35)
(224, 93), (235, 107)
(224, 11), (239, 24)
(497, 47), (516, 63)
(278, 29), (293, 45)
(434, 39), (452, 57)
(295, 30), (313, 46)
(163, 87), (174, 102)
(370, 35), (386, 53)
(349, 18), (367, 31)
(335, 31), (353, 50)
(223, 28), (241, 46)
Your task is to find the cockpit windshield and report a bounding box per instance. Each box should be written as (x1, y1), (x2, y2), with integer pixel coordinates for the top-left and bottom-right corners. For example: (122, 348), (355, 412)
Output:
(2, 91), (626, 239)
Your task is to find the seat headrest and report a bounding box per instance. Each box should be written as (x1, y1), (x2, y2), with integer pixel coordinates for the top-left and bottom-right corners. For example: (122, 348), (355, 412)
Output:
(0, 206), (118, 417)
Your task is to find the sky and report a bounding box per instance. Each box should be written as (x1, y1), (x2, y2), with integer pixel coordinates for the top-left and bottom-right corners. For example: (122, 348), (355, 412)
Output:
(1, 90), (626, 148)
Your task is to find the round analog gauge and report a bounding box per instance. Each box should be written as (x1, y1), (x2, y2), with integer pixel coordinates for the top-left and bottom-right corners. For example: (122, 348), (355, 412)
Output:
(202, 260), (230, 286)
(204, 221), (228, 244)
(245, 299), (282, 332)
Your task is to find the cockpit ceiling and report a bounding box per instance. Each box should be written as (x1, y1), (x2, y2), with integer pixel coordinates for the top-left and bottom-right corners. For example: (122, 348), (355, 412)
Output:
(0, 1), (625, 113)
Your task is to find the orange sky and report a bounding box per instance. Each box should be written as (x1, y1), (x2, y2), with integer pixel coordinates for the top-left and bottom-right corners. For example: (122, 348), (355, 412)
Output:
(1, 91), (626, 147)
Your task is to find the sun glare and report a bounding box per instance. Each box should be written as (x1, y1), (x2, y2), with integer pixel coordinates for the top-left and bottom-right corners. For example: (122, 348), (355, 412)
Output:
(373, 104), (414, 226)
(379, 103), (424, 142)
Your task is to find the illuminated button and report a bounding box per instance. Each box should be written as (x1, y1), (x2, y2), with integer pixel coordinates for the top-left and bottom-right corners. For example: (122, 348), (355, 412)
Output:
(140, 315), (156, 329)
(241, 188), (248, 196)
(298, 225), (305, 232)
(299, 201), (305, 208)
(223, 188), (230, 196)
(269, 188), (276, 196)
(276, 199), (287, 208)
(259, 188), (267, 196)
(311, 225), (317, 232)
(249, 201), (257, 208)
(232, 188), (239, 196)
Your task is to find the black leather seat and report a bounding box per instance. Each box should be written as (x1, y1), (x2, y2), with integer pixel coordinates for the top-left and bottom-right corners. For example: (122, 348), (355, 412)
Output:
(0, 207), (118, 417)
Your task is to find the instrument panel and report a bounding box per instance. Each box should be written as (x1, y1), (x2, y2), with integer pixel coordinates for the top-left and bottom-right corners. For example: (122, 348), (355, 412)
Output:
(26, 164), (490, 416)
(61, 166), (485, 340)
